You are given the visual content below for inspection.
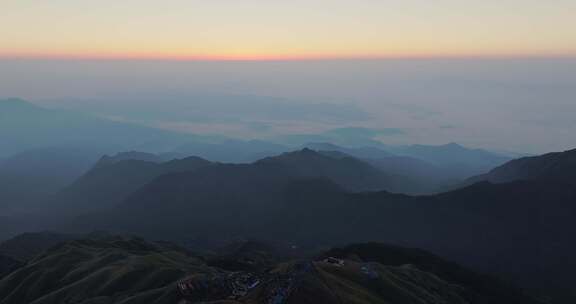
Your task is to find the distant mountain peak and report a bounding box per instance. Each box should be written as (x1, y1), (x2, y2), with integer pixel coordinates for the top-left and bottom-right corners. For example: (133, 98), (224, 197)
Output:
(256, 148), (343, 165)
(303, 142), (341, 150)
(0, 98), (38, 111)
(299, 147), (317, 154)
(262, 148), (322, 159)
(97, 151), (162, 166)
(443, 142), (464, 148)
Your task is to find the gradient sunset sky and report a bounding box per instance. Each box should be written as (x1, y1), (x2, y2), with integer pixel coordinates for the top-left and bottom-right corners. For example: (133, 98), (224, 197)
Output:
(2, 0), (575, 60)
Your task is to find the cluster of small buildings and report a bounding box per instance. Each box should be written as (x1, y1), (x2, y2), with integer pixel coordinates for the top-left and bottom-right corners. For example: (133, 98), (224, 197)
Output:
(264, 261), (314, 304)
(178, 271), (260, 302)
(321, 257), (345, 267)
(177, 259), (376, 304)
(361, 263), (380, 279)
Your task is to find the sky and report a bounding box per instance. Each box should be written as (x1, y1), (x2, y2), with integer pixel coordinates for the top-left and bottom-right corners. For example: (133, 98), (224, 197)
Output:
(1, 1), (576, 153)
(1, 0), (576, 59)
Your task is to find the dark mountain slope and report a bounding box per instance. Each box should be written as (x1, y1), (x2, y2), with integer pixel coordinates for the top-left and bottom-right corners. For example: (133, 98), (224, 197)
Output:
(51, 154), (212, 214)
(0, 148), (102, 213)
(322, 243), (538, 304)
(0, 255), (20, 280)
(121, 149), (410, 212)
(255, 148), (416, 192)
(65, 150), (417, 238)
(469, 148), (576, 185)
(104, 161), (310, 238)
(365, 156), (455, 193)
(344, 181), (576, 303)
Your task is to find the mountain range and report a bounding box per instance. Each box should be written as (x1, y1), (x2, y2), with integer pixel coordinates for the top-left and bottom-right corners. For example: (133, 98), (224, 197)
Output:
(2, 98), (573, 302)
(1, 98), (513, 167)
(52, 147), (576, 303)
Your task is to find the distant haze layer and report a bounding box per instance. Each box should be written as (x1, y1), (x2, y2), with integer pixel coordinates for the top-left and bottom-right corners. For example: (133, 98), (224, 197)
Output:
(1, 58), (575, 153)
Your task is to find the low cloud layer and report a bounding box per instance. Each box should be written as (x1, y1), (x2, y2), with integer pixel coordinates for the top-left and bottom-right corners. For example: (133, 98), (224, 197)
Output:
(2, 58), (575, 153)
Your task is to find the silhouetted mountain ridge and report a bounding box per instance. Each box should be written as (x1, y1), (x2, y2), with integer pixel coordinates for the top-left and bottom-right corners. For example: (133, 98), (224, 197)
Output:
(256, 148), (404, 192)
(51, 152), (213, 214)
(96, 151), (163, 166)
(469, 148), (576, 185)
(303, 142), (512, 192)
(0, 148), (102, 213)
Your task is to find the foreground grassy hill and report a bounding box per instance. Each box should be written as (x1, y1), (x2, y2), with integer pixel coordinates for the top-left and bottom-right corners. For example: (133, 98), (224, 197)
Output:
(0, 234), (540, 304)
(240, 260), (470, 304)
(0, 235), (211, 304)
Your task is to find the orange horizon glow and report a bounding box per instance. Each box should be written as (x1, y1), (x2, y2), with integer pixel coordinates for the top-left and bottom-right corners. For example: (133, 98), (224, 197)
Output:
(2, 1), (575, 62)
(1, 50), (575, 61)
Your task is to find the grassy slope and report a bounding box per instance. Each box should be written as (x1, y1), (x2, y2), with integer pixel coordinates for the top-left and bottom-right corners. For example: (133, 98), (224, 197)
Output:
(0, 236), (210, 304)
